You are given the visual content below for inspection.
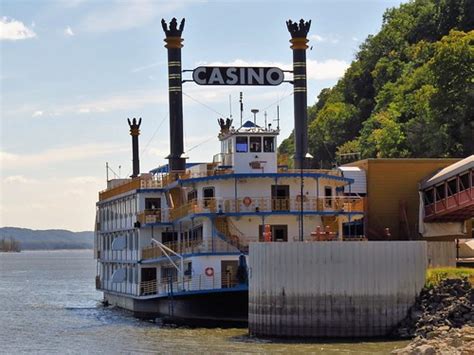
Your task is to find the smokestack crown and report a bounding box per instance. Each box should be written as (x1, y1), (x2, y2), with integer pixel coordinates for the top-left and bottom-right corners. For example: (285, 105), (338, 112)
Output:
(286, 19), (311, 38)
(128, 117), (141, 136)
(161, 18), (185, 37)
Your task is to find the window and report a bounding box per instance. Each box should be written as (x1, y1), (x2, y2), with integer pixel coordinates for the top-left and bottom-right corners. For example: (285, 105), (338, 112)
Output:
(447, 179), (457, 196)
(162, 231), (178, 244)
(263, 137), (275, 152)
(424, 189), (434, 205)
(203, 187), (215, 207)
(145, 198), (161, 210)
(187, 190), (197, 202)
(324, 186), (333, 208)
(250, 137), (262, 152)
(236, 136), (248, 152)
(435, 184), (445, 200)
(460, 173), (469, 191)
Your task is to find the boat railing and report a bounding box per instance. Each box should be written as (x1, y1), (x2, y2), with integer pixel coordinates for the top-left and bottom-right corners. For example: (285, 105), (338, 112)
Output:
(135, 196), (364, 225)
(173, 196), (364, 215)
(139, 272), (240, 297)
(141, 237), (240, 261)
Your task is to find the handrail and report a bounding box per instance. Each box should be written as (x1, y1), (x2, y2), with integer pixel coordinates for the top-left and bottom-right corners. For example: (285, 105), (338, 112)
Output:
(170, 196), (364, 220)
(139, 271), (241, 296)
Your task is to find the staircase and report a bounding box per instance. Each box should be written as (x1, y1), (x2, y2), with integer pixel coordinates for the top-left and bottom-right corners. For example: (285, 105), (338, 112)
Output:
(214, 216), (248, 253)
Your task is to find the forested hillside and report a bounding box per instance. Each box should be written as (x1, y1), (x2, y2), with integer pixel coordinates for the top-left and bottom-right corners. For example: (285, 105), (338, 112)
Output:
(0, 227), (94, 250)
(279, 0), (473, 167)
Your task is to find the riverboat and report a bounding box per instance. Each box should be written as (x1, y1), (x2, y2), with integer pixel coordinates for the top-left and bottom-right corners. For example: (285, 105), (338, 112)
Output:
(93, 17), (364, 326)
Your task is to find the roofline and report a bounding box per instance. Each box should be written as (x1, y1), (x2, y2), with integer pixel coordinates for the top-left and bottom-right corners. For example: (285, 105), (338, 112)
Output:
(175, 172), (353, 186)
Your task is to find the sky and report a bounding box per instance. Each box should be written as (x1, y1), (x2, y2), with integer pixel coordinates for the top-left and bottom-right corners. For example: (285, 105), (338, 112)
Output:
(1, 0), (405, 231)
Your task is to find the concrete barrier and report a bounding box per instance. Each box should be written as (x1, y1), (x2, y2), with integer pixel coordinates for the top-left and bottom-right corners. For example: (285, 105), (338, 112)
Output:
(249, 241), (427, 338)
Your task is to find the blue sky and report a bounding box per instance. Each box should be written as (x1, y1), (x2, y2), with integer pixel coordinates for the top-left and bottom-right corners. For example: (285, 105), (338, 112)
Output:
(1, 0), (405, 231)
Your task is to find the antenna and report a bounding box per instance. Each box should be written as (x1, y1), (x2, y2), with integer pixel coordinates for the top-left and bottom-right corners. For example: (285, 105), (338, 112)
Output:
(239, 92), (243, 127)
(229, 94), (232, 119)
(264, 111), (268, 129)
(118, 165), (122, 178)
(274, 105), (280, 130)
(106, 162), (109, 182)
(251, 109), (259, 126)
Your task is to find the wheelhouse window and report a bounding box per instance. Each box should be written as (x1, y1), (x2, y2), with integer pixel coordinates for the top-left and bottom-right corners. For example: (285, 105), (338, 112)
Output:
(250, 137), (262, 152)
(236, 136), (248, 152)
(263, 136), (275, 152)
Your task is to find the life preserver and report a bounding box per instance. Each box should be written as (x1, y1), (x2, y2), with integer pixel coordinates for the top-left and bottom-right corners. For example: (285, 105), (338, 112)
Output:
(205, 267), (214, 277)
(243, 196), (252, 206)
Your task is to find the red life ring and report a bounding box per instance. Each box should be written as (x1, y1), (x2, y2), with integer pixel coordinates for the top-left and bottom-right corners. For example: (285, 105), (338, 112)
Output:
(243, 196), (252, 207)
(205, 267), (214, 277)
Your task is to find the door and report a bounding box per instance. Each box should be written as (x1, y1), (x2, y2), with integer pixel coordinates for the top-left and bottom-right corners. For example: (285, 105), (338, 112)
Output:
(271, 185), (290, 211)
(203, 187), (215, 210)
(221, 260), (238, 288)
(258, 225), (288, 242)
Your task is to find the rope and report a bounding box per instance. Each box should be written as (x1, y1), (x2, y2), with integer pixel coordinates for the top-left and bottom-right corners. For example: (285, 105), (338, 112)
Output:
(182, 91), (226, 117)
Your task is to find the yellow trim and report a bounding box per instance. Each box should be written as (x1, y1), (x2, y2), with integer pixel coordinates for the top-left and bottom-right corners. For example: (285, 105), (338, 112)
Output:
(164, 36), (183, 49)
(290, 37), (309, 50)
(293, 62), (306, 68)
(293, 75), (306, 80)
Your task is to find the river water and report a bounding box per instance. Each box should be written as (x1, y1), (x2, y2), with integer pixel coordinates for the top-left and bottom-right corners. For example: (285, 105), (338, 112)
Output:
(0, 250), (408, 354)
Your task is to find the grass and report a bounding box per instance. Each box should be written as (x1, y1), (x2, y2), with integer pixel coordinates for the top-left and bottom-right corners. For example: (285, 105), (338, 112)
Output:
(425, 267), (474, 288)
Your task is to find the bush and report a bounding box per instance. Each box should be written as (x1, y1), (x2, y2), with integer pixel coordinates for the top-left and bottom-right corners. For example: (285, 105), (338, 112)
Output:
(426, 267), (474, 288)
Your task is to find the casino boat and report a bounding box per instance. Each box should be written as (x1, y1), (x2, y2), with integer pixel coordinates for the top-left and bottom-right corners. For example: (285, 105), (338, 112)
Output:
(93, 18), (364, 325)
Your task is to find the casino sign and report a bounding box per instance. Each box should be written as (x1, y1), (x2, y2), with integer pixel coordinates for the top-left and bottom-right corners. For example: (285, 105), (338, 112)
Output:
(192, 66), (284, 86)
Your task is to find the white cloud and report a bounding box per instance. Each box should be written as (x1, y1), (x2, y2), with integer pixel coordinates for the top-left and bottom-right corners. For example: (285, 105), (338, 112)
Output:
(32, 110), (43, 117)
(0, 143), (128, 170)
(77, 108), (91, 114)
(131, 61), (165, 73)
(3, 175), (38, 184)
(64, 26), (75, 36)
(68, 176), (101, 184)
(80, 0), (184, 33)
(309, 34), (339, 44)
(307, 59), (349, 80)
(0, 17), (36, 41)
(310, 34), (325, 42)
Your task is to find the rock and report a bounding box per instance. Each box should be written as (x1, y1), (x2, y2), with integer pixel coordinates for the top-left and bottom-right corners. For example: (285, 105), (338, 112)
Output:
(415, 344), (436, 355)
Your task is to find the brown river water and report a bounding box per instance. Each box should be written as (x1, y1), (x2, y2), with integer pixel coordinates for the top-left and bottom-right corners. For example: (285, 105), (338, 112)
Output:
(0, 250), (408, 354)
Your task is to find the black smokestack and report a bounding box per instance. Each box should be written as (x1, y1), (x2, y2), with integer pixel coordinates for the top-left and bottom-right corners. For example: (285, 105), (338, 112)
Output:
(161, 18), (186, 172)
(128, 117), (141, 178)
(287, 19), (311, 169)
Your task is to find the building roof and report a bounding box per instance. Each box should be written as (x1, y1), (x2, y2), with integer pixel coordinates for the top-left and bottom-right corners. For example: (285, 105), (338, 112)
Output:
(149, 162), (204, 174)
(420, 155), (474, 189)
(338, 166), (366, 194)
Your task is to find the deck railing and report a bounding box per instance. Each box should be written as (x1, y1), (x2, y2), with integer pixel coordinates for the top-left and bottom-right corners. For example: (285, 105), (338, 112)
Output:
(98, 168), (348, 201)
(168, 196), (364, 221)
(139, 272), (240, 297)
(141, 238), (240, 261)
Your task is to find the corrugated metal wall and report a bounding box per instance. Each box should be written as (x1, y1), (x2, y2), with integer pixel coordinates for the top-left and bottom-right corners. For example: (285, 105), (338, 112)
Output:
(249, 241), (427, 338)
(427, 241), (456, 267)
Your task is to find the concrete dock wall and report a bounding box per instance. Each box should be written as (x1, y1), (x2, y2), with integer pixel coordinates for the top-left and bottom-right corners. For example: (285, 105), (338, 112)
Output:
(249, 241), (427, 338)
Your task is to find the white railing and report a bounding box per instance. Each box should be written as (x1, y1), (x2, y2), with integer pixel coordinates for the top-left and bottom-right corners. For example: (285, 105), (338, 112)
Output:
(139, 272), (241, 297)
